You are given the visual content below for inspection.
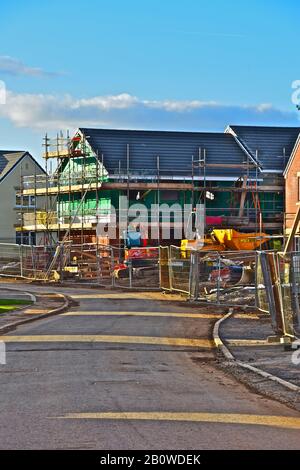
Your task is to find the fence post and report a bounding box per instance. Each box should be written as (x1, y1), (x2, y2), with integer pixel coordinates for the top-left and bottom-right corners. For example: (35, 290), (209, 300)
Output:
(254, 251), (259, 309)
(19, 244), (23, 278)
(128, 259), (132, 288)
(31, 245), (35, 280)
(189, 250), (199, 300)
(290, 253), (300, 327)
(217, 254), (221, 305)
(279, 253), (296, 339)
(272, 252), (294, 339)
(260, 252), (281, 334)
(59, 245), (64, 283)
(96, 249), (101, 285)
(168, 246), (173, 292)
(158, 246), (162, 289)
(111, 247), (115, 288)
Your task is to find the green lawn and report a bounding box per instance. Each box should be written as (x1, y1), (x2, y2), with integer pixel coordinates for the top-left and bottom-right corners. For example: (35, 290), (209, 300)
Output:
(0, 298), (33, 313)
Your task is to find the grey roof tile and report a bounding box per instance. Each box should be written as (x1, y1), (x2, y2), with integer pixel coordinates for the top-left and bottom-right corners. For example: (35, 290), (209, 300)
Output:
(0, 151), (27, 181)
(79, 128), (255, 179)
(229, 125), (300, 172)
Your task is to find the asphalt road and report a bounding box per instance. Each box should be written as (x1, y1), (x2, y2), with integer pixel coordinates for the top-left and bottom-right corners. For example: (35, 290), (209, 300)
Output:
(0, 283), (300, 450)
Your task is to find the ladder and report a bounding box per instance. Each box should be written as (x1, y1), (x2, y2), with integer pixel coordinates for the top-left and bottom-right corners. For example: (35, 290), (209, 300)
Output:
(249, 181), (262, 227)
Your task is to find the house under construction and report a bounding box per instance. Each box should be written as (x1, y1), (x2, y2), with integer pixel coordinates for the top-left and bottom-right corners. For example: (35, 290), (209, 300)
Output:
(16, 126), (300, 250)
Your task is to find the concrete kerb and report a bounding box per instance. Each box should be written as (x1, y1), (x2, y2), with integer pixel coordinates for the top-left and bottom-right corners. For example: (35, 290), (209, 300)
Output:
(213, 308), (300, 394)
(213, 310), (235, 361)
(0, 290), (70, 335)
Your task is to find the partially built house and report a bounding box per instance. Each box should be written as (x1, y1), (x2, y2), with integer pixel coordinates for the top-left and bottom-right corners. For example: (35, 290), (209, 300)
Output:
(16, 126), (300, 249)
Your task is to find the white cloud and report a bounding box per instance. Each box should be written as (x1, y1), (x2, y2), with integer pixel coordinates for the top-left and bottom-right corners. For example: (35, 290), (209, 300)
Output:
(0, 56), (62, 77)
(143, 99), (218, 112)
(256, 103), (273, 112)
(73, 93), (139, 110)
(0, 89), (298, 131)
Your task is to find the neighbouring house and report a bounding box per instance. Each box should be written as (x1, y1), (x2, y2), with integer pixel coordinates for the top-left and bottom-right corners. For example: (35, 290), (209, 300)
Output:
(0, 150), (45, 244)
(283, 133), (300, 249)
(16, 126), (300, 248)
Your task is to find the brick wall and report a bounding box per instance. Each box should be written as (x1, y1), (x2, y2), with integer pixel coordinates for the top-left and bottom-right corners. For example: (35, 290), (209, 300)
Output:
(285, 143), (300, 231)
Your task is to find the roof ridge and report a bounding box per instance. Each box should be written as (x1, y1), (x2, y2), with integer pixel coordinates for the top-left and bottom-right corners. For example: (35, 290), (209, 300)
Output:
(230, 125), (300, 129)
(0, 150), (26, 154)
(79, 127), (234, 137)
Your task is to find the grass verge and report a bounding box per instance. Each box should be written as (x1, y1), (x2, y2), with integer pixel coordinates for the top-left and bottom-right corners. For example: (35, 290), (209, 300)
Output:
(0, 298), (32, 313)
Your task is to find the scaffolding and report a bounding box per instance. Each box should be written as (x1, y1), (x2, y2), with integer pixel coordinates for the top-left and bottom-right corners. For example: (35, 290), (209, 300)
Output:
(16, 131), (286, 255)
(191, 149), (283, 233)
(17, 133), (107, 242)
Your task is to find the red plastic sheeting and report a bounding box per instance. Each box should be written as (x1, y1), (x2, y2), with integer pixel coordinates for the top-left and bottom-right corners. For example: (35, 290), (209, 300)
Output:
(206, 216), (223, 225)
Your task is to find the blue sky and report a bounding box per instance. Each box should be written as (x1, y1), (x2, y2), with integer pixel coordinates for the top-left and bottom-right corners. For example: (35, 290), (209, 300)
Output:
(0, 0), (300, 164)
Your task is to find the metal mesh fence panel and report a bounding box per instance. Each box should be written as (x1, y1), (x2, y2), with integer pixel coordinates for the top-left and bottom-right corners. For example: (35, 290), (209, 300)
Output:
(169, 245), (191, 294)
(50, 243), (116, 286)
(24, 245), (54, 280)
(0, 241), (160, 289)
(0, 243), (54, 279)
(278, 254), (294, 336)
(0, 243), (21, 277)
(256, 251), (296, 338)
(159, 246), (171, 291)
(158, 247), (299, 340)
(113, 246), (159, 290)
(277, 252), (298, 337)
(194, 251), (256, 306)
(159, 247), (256, 303)
(255, 252), (269, 313)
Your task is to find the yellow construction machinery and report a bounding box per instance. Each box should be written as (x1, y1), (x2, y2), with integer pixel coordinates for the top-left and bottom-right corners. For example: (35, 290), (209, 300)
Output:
(181, 229), (270, 255)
